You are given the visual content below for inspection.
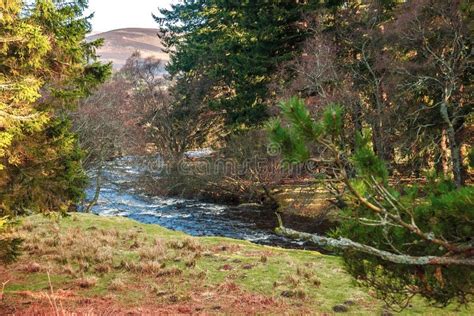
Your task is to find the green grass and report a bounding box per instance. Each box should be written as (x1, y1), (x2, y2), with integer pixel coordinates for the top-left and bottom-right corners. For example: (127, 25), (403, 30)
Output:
(1, 213), (471, 315)
(6, 273), (71, 292)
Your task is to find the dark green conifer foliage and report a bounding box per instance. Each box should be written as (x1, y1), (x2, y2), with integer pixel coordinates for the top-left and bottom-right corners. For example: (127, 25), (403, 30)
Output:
(156, 0), (309, 128)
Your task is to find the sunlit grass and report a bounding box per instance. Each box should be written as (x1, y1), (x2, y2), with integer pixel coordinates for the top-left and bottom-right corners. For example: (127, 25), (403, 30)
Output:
(1, 213), (471, 315)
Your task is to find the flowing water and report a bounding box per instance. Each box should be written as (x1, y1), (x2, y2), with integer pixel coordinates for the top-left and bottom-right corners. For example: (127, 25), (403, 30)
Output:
(85, 157), (309, 248)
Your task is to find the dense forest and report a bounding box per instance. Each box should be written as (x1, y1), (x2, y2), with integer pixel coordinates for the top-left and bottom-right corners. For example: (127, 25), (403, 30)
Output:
(1, 0), (473, 313)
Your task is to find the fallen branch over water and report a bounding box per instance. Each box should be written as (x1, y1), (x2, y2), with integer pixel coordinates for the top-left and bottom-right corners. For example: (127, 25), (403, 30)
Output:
(275, 215), (474, 266)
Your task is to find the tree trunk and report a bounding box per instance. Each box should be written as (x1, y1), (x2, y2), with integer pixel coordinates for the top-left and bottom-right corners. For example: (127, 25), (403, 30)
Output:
(439, 128), (450, 176)
(85, 162), (102, 213)
(372, 92), (387, 166)
(440, 102), (463, 188)
(351, 101), (362, 153)
(372, 123), (385, 159)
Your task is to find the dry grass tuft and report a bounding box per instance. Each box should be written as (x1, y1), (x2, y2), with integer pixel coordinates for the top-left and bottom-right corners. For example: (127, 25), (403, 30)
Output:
(94, 263), (112, 274)
(138, 240), (166, 261)
(108, 277), (126, 291)
(296, 266), (321, 287)
(184, 258), (196, 268)
(44, 237), (59, 247)
(281, 288), (306, 299)
(22, 221), (34, 232)
(23, 262), (41, 273)
(62, 264), (75, 276)
(312, 278), (321, 287)
(212, 243), (241, 253)
(129, 240), (140, 249)
(78, 260), (90, 273)
(156, 267), (182, 277)
(285, 275), (301, 287)
(121, 260), (165, 274)
(125, 230), (139, 241)
(296, 266), (314, 280)
(96, 246), (114, 263)
(150, 284), (169, 297)
(139, 260), (165, 274)
(218, 281), (240, 294)
(167, 238), (202, 252)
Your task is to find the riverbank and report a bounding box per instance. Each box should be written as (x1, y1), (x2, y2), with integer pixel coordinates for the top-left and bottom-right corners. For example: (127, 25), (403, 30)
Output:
(1, 213), (470, 315)
(138, 167), (338, 240)
(86, 156), (334, 250)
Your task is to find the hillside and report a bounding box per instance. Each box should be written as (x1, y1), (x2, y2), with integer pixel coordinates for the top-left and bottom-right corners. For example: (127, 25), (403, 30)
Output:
(87, 28), (169, 70)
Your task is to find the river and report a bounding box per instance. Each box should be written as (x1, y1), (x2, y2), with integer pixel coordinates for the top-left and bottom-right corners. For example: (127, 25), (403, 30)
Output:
(85, 156), (310, 249)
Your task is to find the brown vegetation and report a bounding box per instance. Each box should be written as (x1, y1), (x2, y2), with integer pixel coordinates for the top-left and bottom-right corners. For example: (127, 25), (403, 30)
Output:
(1, 214), (470, 314)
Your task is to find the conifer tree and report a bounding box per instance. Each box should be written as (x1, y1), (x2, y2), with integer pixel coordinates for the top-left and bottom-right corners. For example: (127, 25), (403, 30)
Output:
(156, 0), (309, 128)
(0, 0), (110, 224)
(269, 97), (473, 309)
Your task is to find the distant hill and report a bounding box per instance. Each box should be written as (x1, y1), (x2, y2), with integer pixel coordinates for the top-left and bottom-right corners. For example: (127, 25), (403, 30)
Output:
(87, 28), (169, 71)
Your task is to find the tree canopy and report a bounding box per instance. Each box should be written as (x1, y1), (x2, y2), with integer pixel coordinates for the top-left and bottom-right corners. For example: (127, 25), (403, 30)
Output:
(156, 0), (311, 128)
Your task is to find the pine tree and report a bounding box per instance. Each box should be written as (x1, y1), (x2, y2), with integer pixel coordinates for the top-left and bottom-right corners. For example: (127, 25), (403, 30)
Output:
(156, 0), (309, 128)
(0, 0), (110, 218)
(269, 97), (473, 309)
(1, 0), (110, 263)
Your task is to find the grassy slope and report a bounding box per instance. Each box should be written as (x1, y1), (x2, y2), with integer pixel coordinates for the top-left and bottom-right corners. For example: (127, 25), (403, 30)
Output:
(1, 213), (470, 315)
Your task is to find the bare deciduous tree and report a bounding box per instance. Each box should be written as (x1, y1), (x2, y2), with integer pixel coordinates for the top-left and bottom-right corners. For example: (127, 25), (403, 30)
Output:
(122, 53), (225, 166)
(384, 0), (472, 187)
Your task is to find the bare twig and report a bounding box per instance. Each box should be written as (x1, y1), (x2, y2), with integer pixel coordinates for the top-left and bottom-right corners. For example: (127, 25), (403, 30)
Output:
(0, 280), (9, 300)
(43, 271), (64, 316)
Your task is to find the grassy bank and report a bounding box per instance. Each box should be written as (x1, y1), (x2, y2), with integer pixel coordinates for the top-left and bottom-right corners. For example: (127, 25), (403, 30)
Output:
(0, 213), (470, 315)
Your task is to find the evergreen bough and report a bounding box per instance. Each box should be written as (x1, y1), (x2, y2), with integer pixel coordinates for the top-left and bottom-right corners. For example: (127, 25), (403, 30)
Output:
(269, 97), (473, 310)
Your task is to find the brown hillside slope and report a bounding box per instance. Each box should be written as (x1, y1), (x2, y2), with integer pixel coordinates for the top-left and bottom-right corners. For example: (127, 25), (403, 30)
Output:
(87, 28), (168, 70)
